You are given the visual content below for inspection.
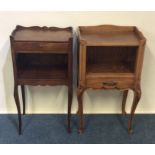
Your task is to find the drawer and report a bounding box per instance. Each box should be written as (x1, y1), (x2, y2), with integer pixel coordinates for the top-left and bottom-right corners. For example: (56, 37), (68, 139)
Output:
(86, 78), (134, 89)
(13, 42), (69, 53)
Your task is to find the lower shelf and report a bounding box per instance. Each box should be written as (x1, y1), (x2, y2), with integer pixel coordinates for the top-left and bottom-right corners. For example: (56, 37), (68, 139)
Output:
(86, 63), (135, 79)
(17, 78), (68, 85)
(87, 62), (134, 73)
(18, 65), (67, 79)
(17, 65), (68, 85)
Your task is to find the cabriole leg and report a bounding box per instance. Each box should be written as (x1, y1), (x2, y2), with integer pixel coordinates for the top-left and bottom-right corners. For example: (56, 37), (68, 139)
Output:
(77, 87), (84, 134)
(21, 85), (25, 115)
(122, 90), (128, 115)
(128, 85), (141, 134)
(67, 86), (73, 133)
(14, 84), (22, 135)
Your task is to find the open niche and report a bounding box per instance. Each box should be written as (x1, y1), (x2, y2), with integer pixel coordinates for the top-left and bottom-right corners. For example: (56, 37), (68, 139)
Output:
(86, 46), (138, 76)
(16, 53), (68, 80)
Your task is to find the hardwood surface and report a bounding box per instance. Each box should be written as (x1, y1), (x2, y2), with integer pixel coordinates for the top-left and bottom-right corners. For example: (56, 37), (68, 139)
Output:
(77, 25), (146, 134)
(14, 42), (69, 53)
(79, 25), (145, 46)
(10, 25), (73, 134)
(11, 25), (72, 42)
(87, 63), (133, 73)
(80, 32), (139, 46)
(18, 66), (67, 80)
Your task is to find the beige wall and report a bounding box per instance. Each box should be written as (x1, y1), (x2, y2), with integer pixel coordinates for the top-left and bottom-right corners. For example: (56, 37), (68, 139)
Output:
(0, 11), (155, 114)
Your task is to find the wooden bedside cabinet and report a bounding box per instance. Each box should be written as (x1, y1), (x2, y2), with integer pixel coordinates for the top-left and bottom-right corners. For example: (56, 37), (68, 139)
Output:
(77, 25), (146, 133)
(10, 25), (73, 134)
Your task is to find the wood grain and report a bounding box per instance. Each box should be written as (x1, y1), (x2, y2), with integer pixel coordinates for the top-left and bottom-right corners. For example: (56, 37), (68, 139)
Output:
(77, 25), (146, 134)
(11, 25), (72, 42)
(10, 25), (73, 134)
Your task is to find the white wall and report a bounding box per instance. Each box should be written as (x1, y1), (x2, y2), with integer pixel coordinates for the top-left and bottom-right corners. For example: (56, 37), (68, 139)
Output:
(0, 11), (155, 114)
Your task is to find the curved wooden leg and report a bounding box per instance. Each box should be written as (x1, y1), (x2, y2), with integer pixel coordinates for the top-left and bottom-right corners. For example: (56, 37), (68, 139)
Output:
(14, 84), (22, 135)
(122, 90), (128, 115)
(128, 85), (141, 134)
(67, 86), (73, 133)
(76, 108), (80, 115)
(76, 102), (80, 115)
(77, 87), (84, 134)
(21, 85), (26, 115)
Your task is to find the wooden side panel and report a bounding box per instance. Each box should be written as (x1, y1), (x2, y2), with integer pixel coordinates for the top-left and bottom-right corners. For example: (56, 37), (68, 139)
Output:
(78, 41), (86, 87)
(134, 40), (146, 81)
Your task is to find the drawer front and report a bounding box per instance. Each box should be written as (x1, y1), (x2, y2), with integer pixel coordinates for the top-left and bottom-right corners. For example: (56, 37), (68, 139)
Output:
(86, 78), (134, 89)
(14, 42), (69, 53)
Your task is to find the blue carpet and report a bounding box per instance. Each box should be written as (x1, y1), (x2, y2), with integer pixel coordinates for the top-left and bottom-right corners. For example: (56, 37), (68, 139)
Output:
(0, 114), (155, 144)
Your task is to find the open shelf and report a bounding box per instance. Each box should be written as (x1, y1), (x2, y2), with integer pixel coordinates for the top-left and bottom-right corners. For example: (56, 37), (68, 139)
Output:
(16, 53), (68, 80)
(86, 46), (138, 76)
(18, 65), (67, 79)
(87, 62), (133, 73)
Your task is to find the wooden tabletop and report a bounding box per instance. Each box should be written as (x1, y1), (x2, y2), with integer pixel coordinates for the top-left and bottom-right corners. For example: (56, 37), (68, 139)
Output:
(11, 25), (72, 42)
(78, 25), (145, 46)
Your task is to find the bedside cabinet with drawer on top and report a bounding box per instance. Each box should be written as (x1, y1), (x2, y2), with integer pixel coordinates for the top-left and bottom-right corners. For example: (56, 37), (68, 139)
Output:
(10, 25), (73, 134)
